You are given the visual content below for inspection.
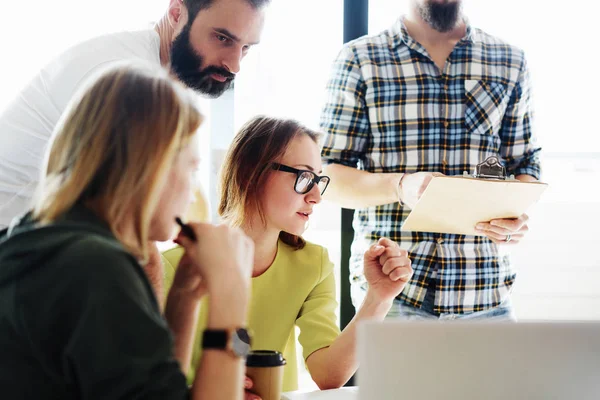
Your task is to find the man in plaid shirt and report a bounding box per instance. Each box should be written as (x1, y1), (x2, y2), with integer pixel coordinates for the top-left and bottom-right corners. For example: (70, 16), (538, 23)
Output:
(320, 0), (541, 320)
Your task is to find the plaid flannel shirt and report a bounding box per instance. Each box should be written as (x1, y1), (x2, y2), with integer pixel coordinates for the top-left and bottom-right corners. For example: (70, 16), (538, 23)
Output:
(320, 18), (541, 314)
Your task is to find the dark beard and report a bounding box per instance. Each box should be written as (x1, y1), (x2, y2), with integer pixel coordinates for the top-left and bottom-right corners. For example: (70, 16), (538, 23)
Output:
(170, 25), (235, 98)
(418, 1), (462, 33)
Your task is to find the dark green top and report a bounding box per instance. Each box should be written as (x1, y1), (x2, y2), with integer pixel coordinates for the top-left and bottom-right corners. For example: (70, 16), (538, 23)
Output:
(0, 206), (189, 399)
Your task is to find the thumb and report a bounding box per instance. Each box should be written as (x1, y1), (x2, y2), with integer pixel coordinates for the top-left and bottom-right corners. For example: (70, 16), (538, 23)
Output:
(174, 231), (192, 249)
(365, 243), (385, 260)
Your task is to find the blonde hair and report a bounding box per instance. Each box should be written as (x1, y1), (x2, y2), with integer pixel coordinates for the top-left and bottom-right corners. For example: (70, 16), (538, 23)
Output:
(33, 63), (203, 260)
(218, 116), (320, 250)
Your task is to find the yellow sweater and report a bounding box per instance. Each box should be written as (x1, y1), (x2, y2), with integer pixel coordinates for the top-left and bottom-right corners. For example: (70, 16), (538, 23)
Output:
(162, 240), (341, 392)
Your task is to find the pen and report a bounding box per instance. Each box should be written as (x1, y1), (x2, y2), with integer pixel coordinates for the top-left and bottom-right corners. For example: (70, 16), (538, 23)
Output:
(175, 217), (197, 242)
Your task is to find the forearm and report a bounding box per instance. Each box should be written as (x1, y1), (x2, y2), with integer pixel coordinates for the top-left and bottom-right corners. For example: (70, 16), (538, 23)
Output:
(164, 292), (201, 375)
(191, 349), (245, 400)
(306, 292), (392, 389)
(190, 296), (248, 400)
(323, 163), (403, 209)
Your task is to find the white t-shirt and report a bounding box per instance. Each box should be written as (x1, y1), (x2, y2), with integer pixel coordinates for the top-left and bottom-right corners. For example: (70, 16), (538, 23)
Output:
(0, 29), (161, 228)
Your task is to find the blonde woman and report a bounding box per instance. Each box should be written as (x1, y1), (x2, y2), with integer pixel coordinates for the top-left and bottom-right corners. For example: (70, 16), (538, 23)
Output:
(0, 64), (254, 400)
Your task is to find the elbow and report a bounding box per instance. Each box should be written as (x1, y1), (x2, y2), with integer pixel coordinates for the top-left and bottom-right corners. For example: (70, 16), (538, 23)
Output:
(312, 374), (347, 391)
(307, 348), (353, 390)
(315, 380), (342, 391)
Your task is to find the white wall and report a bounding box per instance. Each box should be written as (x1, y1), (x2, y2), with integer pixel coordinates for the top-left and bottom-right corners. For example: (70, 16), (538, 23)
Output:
(511, 155), (600, 320)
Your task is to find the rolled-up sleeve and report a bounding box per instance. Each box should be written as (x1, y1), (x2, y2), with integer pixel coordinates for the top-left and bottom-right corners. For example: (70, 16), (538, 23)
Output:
(320, 46), (371, 169)
(499, 55), (542, 179)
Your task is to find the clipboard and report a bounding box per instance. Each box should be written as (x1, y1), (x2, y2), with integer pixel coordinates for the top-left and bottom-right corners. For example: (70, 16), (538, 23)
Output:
(401, 156), (548, 236)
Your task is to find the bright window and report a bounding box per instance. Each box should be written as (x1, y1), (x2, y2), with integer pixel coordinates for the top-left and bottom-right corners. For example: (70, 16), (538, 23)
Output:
(0, 1), (165, 110)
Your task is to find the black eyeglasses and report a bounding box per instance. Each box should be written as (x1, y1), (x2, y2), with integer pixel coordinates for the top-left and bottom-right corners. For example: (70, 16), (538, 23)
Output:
(272, 163), (330, 195)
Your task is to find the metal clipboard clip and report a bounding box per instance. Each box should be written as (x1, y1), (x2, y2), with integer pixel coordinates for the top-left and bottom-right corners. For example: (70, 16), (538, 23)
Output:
(463, 156), (516, 181)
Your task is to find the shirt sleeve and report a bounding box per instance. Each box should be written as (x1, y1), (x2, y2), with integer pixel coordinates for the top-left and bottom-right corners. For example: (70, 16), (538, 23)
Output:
(36, 238), (189, 399)
(296, 247), (341, 361)
(320, 45), (371, 169)
(499, 54), (542, 179)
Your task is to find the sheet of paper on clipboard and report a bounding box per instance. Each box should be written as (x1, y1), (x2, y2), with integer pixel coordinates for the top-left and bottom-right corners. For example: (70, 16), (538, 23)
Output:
(401, 156), (548, 236)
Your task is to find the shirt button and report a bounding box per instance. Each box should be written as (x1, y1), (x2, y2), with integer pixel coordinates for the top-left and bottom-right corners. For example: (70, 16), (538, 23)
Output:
(443, 85), (449, 92)
(437, 238), (444, 244)
(443, 121), (449, 128)
(442, 160), (448, 166)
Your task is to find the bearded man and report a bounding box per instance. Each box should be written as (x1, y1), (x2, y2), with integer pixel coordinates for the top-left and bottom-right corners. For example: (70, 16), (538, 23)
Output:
(320, 0), (540, 321)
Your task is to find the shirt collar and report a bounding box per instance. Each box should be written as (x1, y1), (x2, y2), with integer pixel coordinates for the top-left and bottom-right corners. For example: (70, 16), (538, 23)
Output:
(393, 16), (475, 49)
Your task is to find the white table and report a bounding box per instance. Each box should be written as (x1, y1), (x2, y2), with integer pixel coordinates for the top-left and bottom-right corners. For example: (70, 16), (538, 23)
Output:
(281, 387), (357, 400)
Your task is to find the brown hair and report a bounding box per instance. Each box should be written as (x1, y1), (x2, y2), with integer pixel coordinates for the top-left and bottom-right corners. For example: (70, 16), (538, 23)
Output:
(33, 63), (203, 261)
(218, 116), (320, 250)
(184, 0), (271, 21)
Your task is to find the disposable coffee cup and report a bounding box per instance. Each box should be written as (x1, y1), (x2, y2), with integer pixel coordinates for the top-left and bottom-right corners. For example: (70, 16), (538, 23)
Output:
(245, 350), (286, 400)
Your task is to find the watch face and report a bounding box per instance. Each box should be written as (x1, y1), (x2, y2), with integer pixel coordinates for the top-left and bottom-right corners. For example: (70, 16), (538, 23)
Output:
(232, 328), (251, 357)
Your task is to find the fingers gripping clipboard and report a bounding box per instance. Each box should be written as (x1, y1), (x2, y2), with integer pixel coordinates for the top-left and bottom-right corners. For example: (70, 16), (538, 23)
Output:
(401, 157), (548, 236)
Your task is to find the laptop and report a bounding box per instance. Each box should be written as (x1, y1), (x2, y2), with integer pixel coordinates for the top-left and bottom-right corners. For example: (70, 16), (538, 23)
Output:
(358, 321), (600, 400)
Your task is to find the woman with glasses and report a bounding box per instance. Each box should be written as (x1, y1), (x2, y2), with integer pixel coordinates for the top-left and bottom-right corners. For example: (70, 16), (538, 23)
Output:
(164, 116), (413, 394)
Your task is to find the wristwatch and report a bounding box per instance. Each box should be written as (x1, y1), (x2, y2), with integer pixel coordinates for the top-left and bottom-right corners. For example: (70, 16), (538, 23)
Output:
(202, 328), (252, 358)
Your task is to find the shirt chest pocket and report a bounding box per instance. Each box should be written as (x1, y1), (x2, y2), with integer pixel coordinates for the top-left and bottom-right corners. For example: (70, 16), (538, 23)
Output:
(464, 80), (509, 137)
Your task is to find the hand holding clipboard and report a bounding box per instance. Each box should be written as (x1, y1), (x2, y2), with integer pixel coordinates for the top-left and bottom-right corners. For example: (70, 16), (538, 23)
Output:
(400, 157), (548, 241)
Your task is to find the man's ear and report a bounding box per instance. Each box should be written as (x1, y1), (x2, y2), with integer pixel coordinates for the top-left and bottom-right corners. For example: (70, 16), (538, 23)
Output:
(168, 0), (187, 29)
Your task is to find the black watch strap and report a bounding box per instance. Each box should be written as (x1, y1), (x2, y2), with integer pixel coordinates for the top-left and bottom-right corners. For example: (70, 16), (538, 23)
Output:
(202, 328), (252, 358)
(202, 330), (228, 349)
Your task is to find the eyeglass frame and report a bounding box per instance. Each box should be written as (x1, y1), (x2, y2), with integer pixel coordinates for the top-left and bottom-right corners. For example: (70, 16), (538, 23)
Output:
(271, 163), (330, 195)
